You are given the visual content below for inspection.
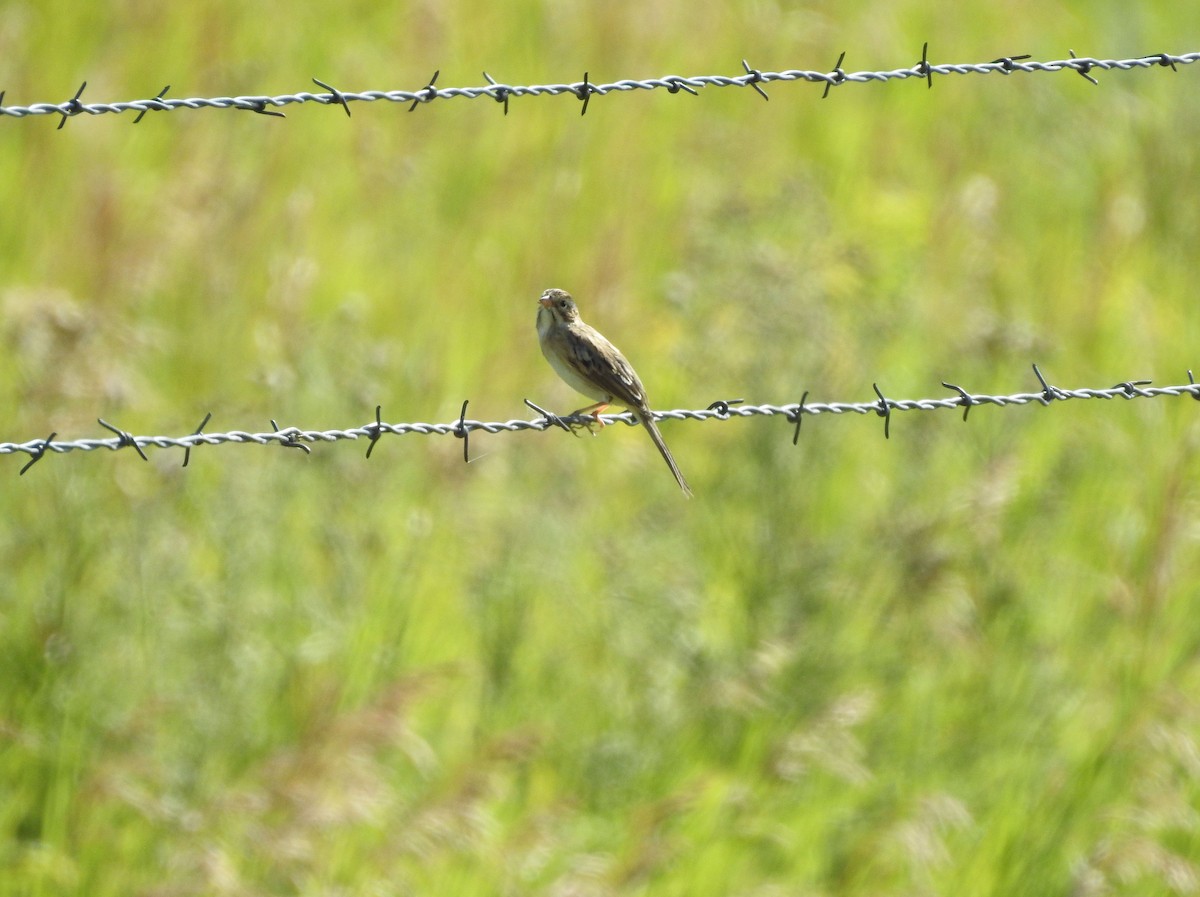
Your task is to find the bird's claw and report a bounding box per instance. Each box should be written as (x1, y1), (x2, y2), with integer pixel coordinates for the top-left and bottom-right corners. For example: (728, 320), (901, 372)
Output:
(567, 417), (601, 437)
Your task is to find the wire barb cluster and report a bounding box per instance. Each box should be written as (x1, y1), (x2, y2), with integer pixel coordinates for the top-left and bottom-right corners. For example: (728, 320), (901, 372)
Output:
(1, 49), (1194, 124)
(4, 367), (1198, 474)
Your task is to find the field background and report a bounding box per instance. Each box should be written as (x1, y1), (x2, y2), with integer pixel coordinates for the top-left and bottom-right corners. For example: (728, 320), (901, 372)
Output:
(3, 2), (1200, 894)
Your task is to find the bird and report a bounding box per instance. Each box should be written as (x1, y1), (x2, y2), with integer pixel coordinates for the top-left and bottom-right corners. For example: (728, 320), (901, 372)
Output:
(536, 287), (691, 496)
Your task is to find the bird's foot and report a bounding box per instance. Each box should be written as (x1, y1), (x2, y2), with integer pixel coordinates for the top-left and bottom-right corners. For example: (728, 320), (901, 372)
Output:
(566, 416), (601, 437)
(566, 405), (607, 437)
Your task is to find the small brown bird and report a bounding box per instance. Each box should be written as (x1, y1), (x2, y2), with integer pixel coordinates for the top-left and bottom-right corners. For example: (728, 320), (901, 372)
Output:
(536, 287), (691, 496)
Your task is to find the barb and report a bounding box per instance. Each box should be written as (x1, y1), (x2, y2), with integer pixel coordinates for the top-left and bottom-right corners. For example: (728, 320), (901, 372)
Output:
(408, 69), (440, 112)
(741, 59), (770, 100)
(271, 419), (312, 454)
(918, 42), (933, 89)
(56, 81), (87, 129)
(1, 49), (1195, 123)
(182, 412), (211, 467)
(941, 382), (976, 421)
(576, 71), (595, 115)
(133, 85), (170, 124)
(19, 432), (57, 476)
(791, 392), (809, 445)
(97, 417), (148, 461)
(454, 400), (471, 463)
(822, 51), (847, 98)
(4, 367), (1199, 472)
(1069, 49), (1100, 85)
(312, 77), (350, 117)
(482, 71), (511, 114)
(365, 405), (385, 458)
(872, 383), (893, 439)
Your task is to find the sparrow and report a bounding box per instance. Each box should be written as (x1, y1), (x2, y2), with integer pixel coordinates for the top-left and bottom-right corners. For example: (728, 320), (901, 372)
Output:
(537, 287), (691, 496)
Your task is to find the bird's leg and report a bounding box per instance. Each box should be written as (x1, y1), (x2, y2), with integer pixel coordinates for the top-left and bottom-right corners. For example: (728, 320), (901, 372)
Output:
(568, 401), (609, 436)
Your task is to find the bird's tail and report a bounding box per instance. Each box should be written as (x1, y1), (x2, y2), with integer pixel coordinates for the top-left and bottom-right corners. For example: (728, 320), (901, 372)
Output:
(638, 410), (692, 497)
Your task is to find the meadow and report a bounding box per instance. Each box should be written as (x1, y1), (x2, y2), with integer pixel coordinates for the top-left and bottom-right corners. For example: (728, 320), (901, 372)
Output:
(2, 1), (1200, 894)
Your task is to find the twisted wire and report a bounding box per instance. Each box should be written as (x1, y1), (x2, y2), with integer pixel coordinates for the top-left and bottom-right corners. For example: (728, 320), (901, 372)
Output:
(0, 50), (1194, 122)
(3, 371), (1198, 472)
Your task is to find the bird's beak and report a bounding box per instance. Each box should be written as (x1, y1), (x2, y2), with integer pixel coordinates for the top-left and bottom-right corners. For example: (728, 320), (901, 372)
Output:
(538, 295), (554, 309)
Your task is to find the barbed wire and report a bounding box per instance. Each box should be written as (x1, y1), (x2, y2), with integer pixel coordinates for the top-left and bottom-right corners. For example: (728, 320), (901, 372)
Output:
(4, 366), (1198, 475)
(0, 48), (1194, 125)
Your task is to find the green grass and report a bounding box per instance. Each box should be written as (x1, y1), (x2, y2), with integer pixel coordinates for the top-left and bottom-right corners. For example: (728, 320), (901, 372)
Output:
(3, 2), (1200, 894)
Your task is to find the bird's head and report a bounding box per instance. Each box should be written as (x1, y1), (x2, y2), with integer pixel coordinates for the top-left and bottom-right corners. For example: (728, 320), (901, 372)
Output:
(538, 288), (580, 324)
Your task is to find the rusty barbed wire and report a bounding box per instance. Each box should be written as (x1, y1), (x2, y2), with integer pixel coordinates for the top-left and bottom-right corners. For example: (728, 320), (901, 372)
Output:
(4, 367), (1199, 474)
(0, 49), (1194, 124)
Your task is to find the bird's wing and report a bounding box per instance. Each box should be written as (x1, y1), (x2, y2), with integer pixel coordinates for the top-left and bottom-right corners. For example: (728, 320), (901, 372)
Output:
(563, 322), (649, 410)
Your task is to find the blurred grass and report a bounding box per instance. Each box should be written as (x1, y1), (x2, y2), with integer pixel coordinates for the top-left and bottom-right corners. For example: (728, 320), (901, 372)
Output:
(3, 1), (1200, 894)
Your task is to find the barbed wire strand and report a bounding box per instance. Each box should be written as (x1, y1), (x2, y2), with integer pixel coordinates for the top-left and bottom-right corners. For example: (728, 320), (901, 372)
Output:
(0, 49), (1194, 123)
(4, 366), (1199, 474)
